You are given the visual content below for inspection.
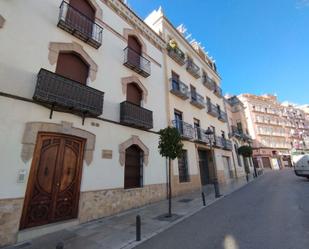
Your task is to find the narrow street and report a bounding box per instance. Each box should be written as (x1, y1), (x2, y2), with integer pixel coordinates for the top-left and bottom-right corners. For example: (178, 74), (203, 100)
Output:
(136, 169), (309, 249)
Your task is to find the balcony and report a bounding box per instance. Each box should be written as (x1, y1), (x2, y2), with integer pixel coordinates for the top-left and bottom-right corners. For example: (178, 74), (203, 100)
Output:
(57, 1), (103, 49)
(172, 120), (194, 140)
(218, 111), (227, 122)
(194, 127), (210, 144)
(190, 92), (205, 109)
(213, 85), (223, 98)
(123, 47), (151, 78)
(33, 68), (104, 117)
(207, 103), (219, 117)
(215, 137), (233, 150)
(186, 60), (201, 79)
(167, 44), (186, 66)
(169, 78), (190, 100)
(202, 75), (216, 91)
(120, 101), (153, 130)
(230, 125), (243, 138)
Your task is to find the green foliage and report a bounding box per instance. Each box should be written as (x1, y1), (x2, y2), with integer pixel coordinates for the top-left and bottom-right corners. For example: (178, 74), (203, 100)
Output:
(238, 145), (253, 158)
(158, 127), (183, 160)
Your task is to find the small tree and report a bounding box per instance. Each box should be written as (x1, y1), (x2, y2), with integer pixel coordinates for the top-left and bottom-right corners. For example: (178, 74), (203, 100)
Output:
(238, 145), (254, 175)
(158, 127), (183, 217)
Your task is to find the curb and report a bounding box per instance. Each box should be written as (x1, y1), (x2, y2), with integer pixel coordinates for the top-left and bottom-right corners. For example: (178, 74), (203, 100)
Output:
(123, 174), (264, 249)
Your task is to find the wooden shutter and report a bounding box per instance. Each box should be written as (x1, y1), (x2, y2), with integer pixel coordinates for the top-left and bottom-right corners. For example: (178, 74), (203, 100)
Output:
(70, 0), (95, 20)
(56, 53), (89, 84)
(126, 83), (142, 106)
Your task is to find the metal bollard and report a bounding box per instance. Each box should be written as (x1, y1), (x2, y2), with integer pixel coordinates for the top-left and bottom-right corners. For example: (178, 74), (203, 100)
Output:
(56, 242), (64, 249)
(213, 178), (222, 198)
(246, 174), (249, 182)
(202, 192), (206, 206)
(136, 215), (141, 241)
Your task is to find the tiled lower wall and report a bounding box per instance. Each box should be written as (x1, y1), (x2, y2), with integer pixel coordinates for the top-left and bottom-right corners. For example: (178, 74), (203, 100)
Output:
(0, 184), (167, 247)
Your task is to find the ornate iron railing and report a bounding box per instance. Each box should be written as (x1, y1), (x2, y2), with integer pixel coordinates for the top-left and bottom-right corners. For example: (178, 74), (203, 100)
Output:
(214, 84), (223, 98)
(120, 101), (153, 130)
(190, 91), (205, 109)
(218, 111), (227, 122)
(202, 75), (216, 91)
(207, 103), (219, 117)
(169, 78), (190, 100)
(186, 60), (200, 78)
(167, 44), (186, 66)
(57, 1), (103, 49)
(33, 69), (104, 117)
(172, 120), (194, 140)
(215, 137), (233, 150)
(194, 127), (210, 144)
(123, 47), (151, 78)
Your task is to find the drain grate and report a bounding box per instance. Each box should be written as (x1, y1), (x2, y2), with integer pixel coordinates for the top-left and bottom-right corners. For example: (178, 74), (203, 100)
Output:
(178, 198), (193, 203)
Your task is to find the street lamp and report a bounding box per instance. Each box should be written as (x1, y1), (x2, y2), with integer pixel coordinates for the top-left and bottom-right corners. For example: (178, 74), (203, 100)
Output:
(205, 127), (221, 198)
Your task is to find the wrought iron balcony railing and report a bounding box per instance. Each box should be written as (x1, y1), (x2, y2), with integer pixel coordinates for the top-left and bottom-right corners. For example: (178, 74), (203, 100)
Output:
(213, 84), (223, 98)
(172, 120), (194, 140)
(169, 78), (190, 100)
(194, 127), (210, 144)
(230, 125), (243, 138)
(207, 103), (219, 117)
(120, 101), (153, 130)
(190, 92), (205, 109)
(123, 47), (151, 78)
(57, 1), (103, 49)
(218, 111), (228, 122)
(215, 137), (233, 150)
(186, 60), (201, 79)
(167, 44), (186, 66)
(33, 69), (104, 117)
(202, 75), (216, 91)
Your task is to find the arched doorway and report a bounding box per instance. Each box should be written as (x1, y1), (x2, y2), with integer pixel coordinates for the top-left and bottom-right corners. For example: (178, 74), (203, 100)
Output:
(126, 83), (142, 106)
(124, 145), (143, 189)
(56, 52), (89, 84)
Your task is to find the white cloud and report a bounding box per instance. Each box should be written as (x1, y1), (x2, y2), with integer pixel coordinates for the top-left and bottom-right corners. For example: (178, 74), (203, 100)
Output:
(296, 0), (309, 8)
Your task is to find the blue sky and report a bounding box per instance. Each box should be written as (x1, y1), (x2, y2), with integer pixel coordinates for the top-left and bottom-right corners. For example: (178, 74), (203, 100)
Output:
(128, 0), (309, 105)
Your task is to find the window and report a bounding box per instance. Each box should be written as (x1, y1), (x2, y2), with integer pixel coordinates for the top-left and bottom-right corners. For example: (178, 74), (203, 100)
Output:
(194, 118), (201, 139)
(127, 35), (142, 67)
(126, 83), (142, 106)
(190, 85), (197, 101)
(56, 52), (89, 84)
(217, 104), (221, 116)
(178, 150), (190, 182)
(171, 71), (180, 90)
(124, 145), (143, 189)
(236, 122), (243, 133)
(174, 110), (183, 134)
(234, 144), (242, 166)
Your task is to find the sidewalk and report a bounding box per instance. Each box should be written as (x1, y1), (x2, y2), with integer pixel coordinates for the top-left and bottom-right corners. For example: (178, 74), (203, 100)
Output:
(5, 176), (255, 249)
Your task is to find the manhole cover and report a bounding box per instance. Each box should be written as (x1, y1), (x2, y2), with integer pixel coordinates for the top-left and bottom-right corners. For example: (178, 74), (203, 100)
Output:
(154, 213), (183, 222)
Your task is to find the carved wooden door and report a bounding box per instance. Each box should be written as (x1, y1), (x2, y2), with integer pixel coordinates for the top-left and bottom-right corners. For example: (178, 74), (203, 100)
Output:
(128, 36), (141, 67)
(20, 133), (85, 229)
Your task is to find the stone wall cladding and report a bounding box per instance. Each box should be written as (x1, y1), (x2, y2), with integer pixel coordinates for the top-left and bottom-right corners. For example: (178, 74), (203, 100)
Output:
(172, 175), (201, 197)
(217, 170), (226, 185)
(79, 184), (166, 223)
(0, 198), (23, 247)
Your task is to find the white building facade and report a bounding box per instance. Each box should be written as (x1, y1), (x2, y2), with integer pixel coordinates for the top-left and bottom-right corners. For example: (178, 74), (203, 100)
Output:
(0, 0), (168, 246)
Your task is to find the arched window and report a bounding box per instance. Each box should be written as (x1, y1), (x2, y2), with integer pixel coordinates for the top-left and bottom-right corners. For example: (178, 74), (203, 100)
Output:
(124, 145), (143, 189)
(127, 35), (142, 67)
(67, 0), (95, 36)
(56, 52), (89, 84)
(126, 83), (142, 106)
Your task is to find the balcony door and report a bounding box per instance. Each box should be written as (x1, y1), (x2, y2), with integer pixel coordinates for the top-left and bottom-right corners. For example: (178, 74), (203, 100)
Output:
(127, 83), (142, 106)
(171, 71), (180, 91)
(20, 133), (85, 229)
(56, 52), (89, 84)
(174, 110), (183, 134)
(67, 0), (95, 37)
(128, 36), (142, 68)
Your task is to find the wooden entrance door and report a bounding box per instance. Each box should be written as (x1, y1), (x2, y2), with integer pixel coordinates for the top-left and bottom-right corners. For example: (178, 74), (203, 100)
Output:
(20, 133), (85, 229)
(198, 150), (211, 185)
(124, 145), (142, 189)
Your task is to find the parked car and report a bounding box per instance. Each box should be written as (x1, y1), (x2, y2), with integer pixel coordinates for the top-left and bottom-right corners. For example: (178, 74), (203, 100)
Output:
(293, 154), (309, 179)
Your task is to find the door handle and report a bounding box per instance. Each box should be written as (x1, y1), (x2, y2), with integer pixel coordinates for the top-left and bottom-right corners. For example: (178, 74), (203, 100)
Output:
(56, 183), (60, 187)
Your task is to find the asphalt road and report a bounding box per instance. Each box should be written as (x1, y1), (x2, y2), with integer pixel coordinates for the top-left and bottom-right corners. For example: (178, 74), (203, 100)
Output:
(135, 169), (309, 249)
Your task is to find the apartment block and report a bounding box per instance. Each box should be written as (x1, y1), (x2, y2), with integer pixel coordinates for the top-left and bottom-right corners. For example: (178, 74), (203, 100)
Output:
(225, 96), (254, 178)
(145, 8), (235, 192)
(238, 94), (309, 169)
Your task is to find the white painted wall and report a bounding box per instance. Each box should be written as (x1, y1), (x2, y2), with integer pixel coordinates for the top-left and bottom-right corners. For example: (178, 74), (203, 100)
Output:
(0, 97), (166, 199)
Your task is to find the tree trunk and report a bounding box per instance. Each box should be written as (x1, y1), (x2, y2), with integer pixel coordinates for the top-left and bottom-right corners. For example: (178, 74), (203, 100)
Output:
(168, 157), (172, 217)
